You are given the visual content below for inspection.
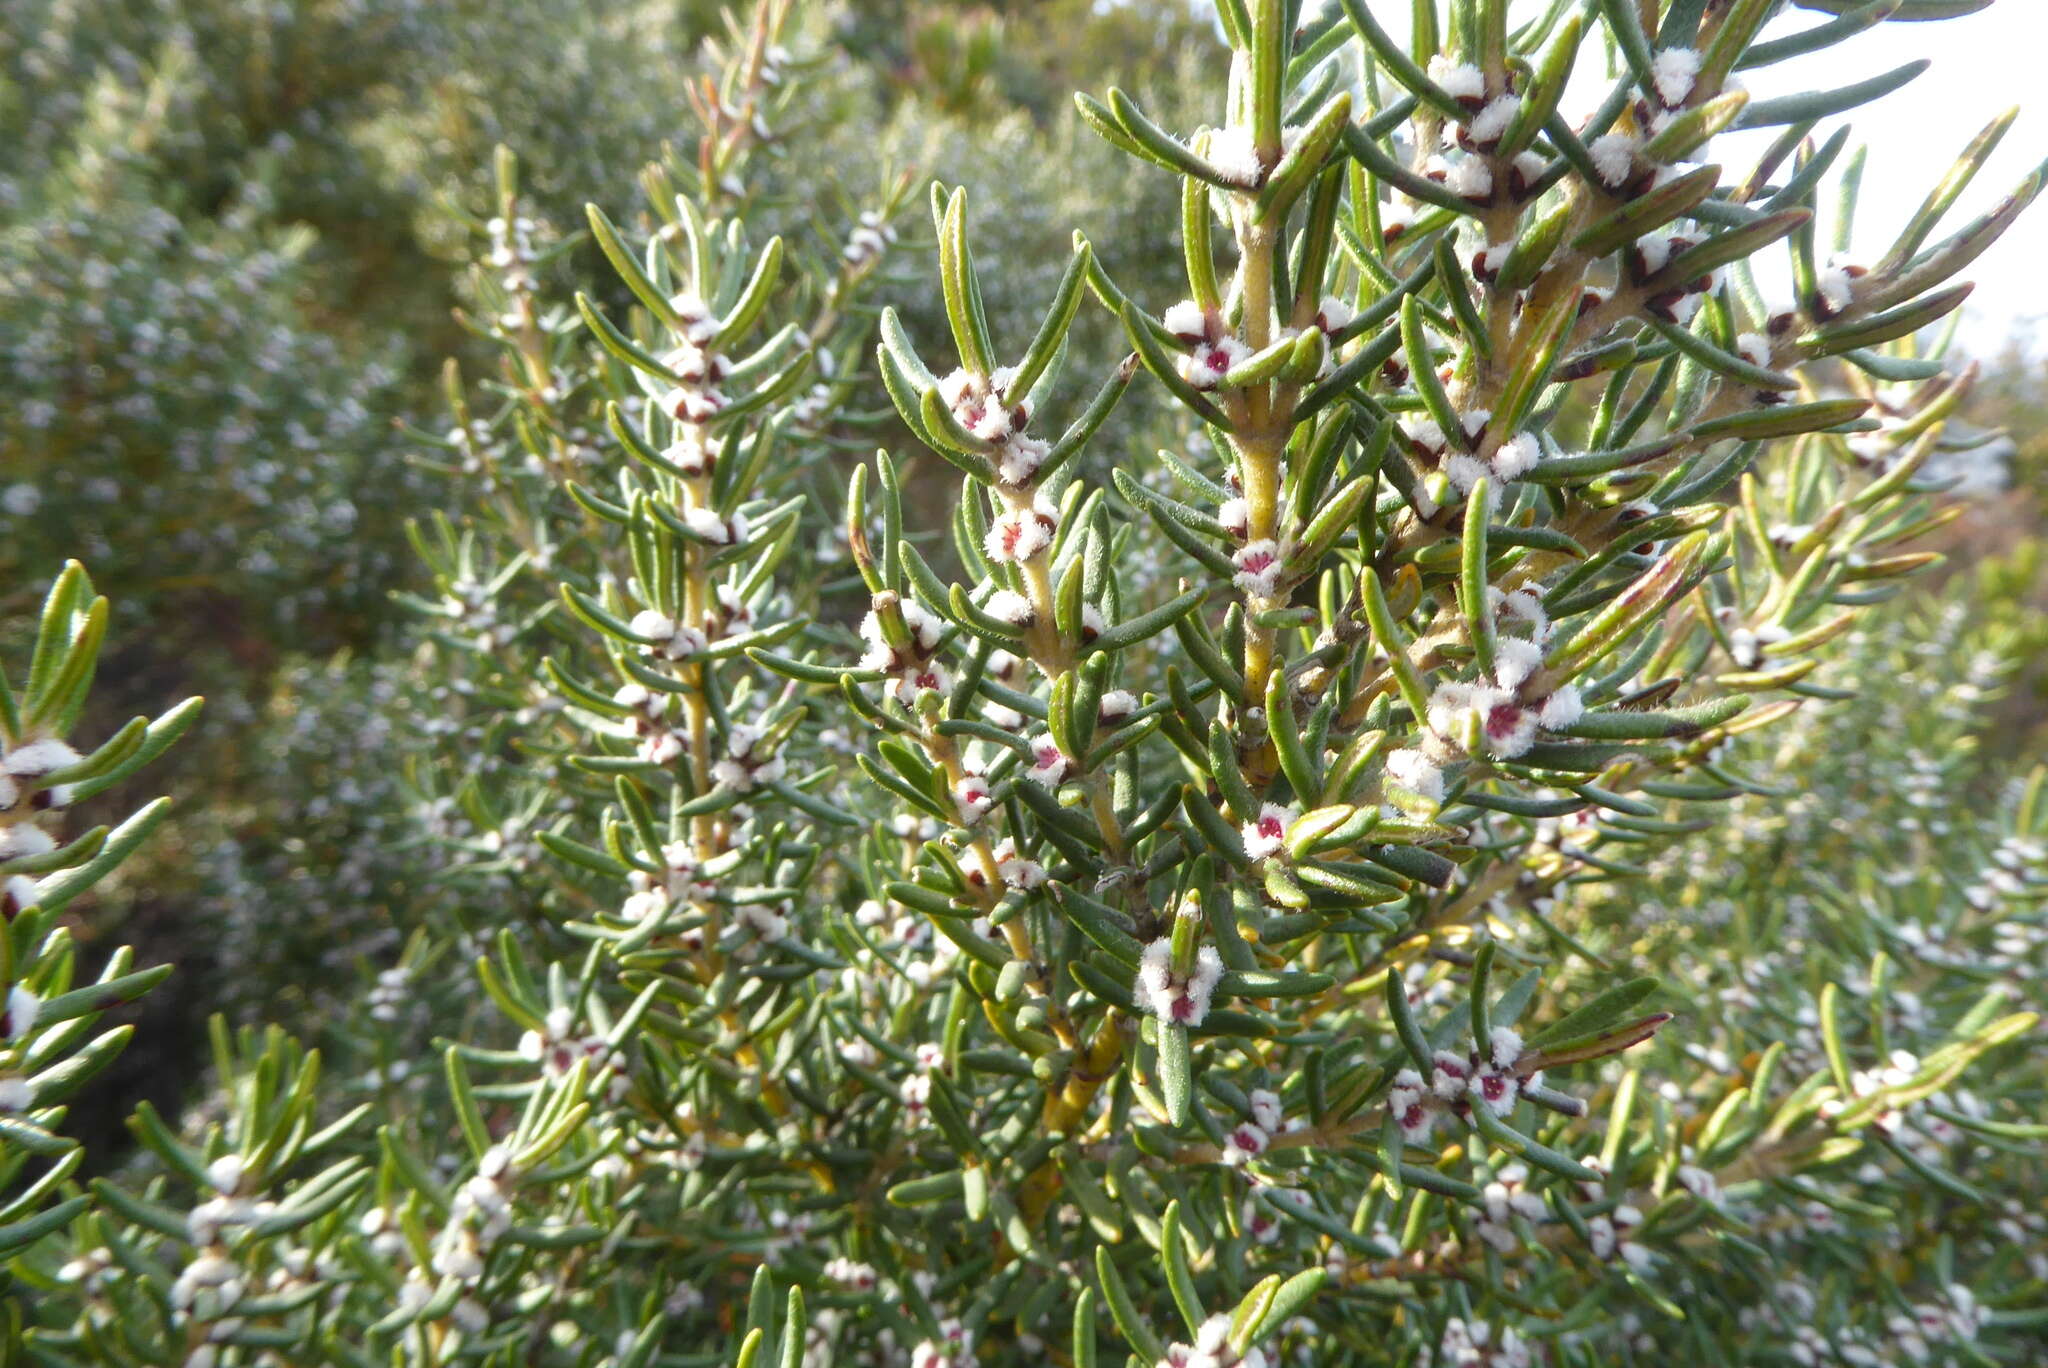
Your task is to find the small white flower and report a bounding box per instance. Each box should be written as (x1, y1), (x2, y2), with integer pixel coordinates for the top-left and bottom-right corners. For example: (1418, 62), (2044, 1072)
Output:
(1537, 686), (1583, 730)
(1587, 132), (1639, 187)
(1384, 749), (1444, 803)
(663, 430), (719, 476)
(1817, 258), (1861, 316)
(1249, 1088), (1283, 1132)
(954, 774), (994, 823)
(628, 610), (705, 660)
(1488, 1026), (1523, 1069)
(1493, 432), (1541, 481)
(1498, 587), (1550, 638)
(395, 1276), (435, 1314)
(1468, 95), (1520, 147)
(1232, 539), (1283, 598)
(1162, 299), (1210, 340)
(1428, 57), (1486, 104)
(682, 506), (737, 545)
(1026, 735), (1070, 788)
(3, 739), (80, 779)
(1443, 453), (1491, 495)
(1494, 637), (1544, 691)
(1223, 1121), (1269, 1165)
(1634, 233), (1676, 276)
(1097, 689), (1137, 723)
(1178, 336), (1251, 390)
(993, 841), (1046, 890)
(434, 1234), (485, 1281)
(1240, 802), (1297, 861)
(622, 887), (669, 924)
(823, 1257), (877, 1290)
(1217, 497), (1249, 537)
(1429, 1050), (1472, 1101)
(996, 435), (1049, 486)
(1389, 1068), (1437, 1142)
(660, 385), (728, 422)
(1482, 1164), (1547, 1226)
(984, 498), (1059, 564)
(1401, 414), (1448, 454)
(1204, 126), (1264, 183)
(641, 731), (686, 765)
(5, 984), (39, 1040)
(207, 1154), (247, 1196)
(737, 902), (789, 943)
(1430, 681), (1536, 758)
(1468, 240), (1513, 282)
(1135, 940), (1225, 1027)
(2, 876), (39, 916)
(895, 599), (944, 652)
(1652, 47), (1702, 107)
(1444, 156), (1493, 200)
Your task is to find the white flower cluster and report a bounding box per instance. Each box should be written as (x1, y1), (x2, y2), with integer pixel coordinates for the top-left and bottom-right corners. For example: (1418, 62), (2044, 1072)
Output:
(0, 735), (80, 931)
(1401, 587), (1576, 766)
(1156, 1314), (1269, 1368)
(984, 493), (1060, 565)
(940, 365), (1049, 487)
(1472, 1163), (1546, 1253)
(485, 214), (541, 294)
(1775, 1283), (1984, 1368)
(518, 1006), (629, 1102)
(1432, 1317), (1534, 1367)
(655, 292), (731, 425)
(366, 965), (410, 1023)
(1584, 1201), (1653, 1274)
(1630, 227), (1726, 326)
(710, 721), (787, 793)
(0, 735), (78, 817)
(629, 608), (709, 663)
(843, 209), (897, 270)
(861, 597), (950, 704)
(1, 735), (78, 1103)
(1221, 1087), (1296, 1167)
(1398, 411), (1548, 507)
(1136, 937), (1225, 1028)
(910, 1317), (975, 1368)
(1386, 1028), (1531, 1143)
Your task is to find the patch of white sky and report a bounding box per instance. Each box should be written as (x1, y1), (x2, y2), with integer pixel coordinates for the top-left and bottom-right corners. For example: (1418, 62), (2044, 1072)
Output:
(1218, 2), (2048, 355)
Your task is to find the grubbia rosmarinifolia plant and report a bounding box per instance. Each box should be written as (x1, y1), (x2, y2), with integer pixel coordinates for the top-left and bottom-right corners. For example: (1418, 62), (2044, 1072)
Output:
(12, 1), (2047, 1365)
(1, 565), (199, 1340)
(825, 0), (2043, 1362)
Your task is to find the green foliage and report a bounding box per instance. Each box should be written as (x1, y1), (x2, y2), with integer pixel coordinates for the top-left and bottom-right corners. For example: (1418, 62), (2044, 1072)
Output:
(2, 2), (2045, 1366)
(0, 566), (195, 1336)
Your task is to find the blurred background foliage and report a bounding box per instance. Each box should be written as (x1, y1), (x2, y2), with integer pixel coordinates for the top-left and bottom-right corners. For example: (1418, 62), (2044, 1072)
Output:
(3, 0), (2044, 1156)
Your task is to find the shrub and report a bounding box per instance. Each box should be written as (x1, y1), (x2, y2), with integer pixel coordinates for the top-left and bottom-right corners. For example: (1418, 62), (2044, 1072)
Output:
(6, 2), (2046, 1365)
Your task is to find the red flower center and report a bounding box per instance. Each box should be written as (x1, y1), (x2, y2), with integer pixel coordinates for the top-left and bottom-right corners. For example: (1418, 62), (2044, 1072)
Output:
(1485, 702), (1525, 740)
